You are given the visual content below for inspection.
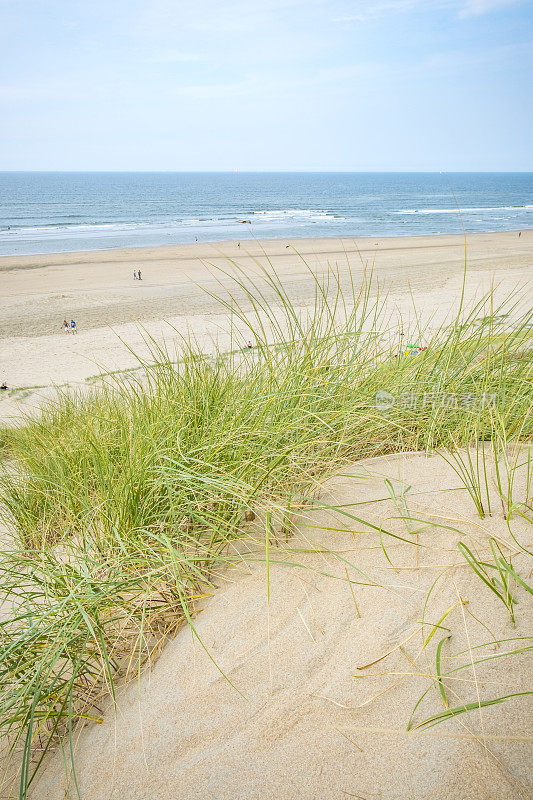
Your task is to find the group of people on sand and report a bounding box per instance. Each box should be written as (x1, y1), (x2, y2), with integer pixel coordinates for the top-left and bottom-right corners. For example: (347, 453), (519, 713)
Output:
(133, 269), (142, 280)
(62, 319), (77, 334)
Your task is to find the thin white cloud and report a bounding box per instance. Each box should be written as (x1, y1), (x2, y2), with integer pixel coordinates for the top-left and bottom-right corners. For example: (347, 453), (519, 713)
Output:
(143, 52), (206, 64)
(332, 1), (418, 23)
(458, 0), (523, 16)
(332, 0), (526, 23)
(315, 62), (382, 81)
(174, 78), (255, 99)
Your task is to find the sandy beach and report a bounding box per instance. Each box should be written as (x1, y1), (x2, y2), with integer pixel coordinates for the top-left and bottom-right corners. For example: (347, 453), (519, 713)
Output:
(0, 230), (531, 423)
(3, 0), (532, 795)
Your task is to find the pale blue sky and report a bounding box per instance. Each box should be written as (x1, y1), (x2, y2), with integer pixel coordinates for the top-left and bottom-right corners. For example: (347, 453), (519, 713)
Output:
(1, 0), (532, 170)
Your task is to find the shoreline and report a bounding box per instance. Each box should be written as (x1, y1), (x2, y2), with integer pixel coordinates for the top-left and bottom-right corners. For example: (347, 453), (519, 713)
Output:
(0, 228), (529, 270)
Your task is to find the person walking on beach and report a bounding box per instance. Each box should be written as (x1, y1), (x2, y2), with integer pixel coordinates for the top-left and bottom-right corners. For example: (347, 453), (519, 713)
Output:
(63, 320), (70, 334)
(137, 269), (142, 280)
(133, 270), (137, 280)
(70, 319), (77, 334)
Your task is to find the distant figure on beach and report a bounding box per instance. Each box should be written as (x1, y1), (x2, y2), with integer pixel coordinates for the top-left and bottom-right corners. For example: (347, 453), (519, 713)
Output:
(0, 381), (7, 390)
(63, 320), (70, 334)
(237, 242), (240, 248)
(519, 231), (521, 237)
(133, 270), (137, 279)
(137, 269), (142, 280)
(70, 319), (77, 334)
(246, 340), (253, 349)
(195, 236), (198, 243)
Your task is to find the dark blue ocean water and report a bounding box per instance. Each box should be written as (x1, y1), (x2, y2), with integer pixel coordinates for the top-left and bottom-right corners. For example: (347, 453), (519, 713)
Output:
(0, 172), (531, 256)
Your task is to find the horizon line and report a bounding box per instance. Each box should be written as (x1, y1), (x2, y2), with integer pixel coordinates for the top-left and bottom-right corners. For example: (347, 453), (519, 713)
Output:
(1, 169), (533, 175)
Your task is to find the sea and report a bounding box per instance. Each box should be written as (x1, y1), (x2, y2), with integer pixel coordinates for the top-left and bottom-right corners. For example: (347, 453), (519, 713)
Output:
(0, 172), (532, 257)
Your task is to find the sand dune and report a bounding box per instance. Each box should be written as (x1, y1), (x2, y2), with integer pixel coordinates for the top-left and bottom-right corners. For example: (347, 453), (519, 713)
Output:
(30, 452), (533, 800)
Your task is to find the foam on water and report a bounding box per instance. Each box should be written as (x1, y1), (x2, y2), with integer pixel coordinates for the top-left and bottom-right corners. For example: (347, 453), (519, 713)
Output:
(395, 204), (533, 214)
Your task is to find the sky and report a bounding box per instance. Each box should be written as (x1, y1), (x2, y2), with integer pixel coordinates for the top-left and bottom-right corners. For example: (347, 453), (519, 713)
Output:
(1, 0), (532, 171)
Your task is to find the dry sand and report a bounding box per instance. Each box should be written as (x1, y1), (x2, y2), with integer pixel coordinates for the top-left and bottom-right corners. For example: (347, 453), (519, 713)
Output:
(28, 451), (533, 800)
(0, 230), (531, 424)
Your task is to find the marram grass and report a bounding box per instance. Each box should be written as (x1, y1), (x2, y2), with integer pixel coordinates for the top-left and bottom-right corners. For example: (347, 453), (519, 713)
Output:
(0, 260), (531, 797)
